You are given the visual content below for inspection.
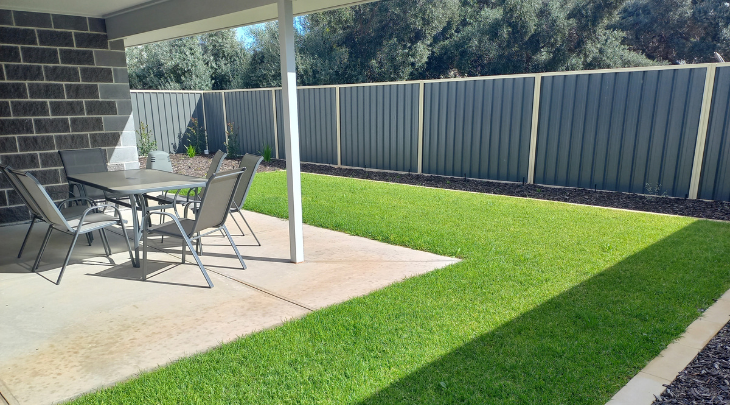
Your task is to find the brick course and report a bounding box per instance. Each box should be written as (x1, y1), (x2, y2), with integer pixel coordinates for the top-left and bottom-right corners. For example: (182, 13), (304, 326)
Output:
(0, 9), (138, 225)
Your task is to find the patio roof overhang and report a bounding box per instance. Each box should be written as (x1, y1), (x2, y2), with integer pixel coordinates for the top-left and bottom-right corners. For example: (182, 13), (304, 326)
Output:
(0, 0), (375, 46)
(2, 0), (373, 263)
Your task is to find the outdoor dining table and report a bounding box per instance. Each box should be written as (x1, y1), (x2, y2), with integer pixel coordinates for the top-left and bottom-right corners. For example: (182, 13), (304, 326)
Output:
(66, 169), (207, 268)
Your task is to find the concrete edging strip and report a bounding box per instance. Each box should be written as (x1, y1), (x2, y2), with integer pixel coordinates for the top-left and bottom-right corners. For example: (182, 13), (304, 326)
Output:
(0, 377), (19, 405)
(607, 289), (730, 404)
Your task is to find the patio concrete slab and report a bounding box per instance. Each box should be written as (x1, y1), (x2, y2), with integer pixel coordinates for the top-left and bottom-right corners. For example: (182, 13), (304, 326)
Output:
(0, 210), (458, 405)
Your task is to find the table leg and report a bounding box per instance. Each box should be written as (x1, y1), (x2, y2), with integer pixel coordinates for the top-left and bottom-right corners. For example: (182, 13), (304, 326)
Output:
(129, 193), (140, 267)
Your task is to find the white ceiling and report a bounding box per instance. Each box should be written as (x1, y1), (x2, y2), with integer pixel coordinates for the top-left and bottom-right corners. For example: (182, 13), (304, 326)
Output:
(0, 0), (154, 18)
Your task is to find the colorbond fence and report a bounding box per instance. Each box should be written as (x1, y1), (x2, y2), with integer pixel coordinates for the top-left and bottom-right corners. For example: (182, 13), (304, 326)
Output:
(130, 62), (730, 201)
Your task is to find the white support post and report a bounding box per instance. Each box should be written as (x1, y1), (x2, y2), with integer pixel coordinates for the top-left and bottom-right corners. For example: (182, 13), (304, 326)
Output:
(688, 64), (717, 199)
(278, 0), (304, 263)
(272, 89), (280, 159)
(527, 75), (542, 184)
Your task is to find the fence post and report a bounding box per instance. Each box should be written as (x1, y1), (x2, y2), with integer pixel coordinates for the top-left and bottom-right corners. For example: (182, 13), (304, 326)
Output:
(221, 92), (228, 150)
(688, 64), (717, 199)
(201, 92), (208, 151)
(336, 86), (342, 166)
(527, 74), (542, 184)
(272, 89), (280, 159)
(417, 81), (425, 174)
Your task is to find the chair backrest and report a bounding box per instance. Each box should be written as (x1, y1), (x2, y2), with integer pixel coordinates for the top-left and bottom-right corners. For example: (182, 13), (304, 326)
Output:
(58, 148), (109, 176)
(10, 168), (72, 232)
(146, 151), (173, 172)
(58, 148), (109, 199)
(232, 154), (263, 209)
(192, 167), (246, 235)
(205, 150), (227, 179)
(1, 164), (47, 221)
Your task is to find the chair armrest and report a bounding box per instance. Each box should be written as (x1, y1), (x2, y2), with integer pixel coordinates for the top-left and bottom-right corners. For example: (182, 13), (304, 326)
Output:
(56, 196), (96, 209)
(72, 203), (126, 231)
(144, 211), (191, 238)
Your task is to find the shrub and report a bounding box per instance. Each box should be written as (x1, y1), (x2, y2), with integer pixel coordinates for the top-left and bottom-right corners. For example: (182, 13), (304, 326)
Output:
(261, 144), (273, 162)
(136, 121), (157, 156)
(224, 122), (240, 159)
(185, 118), (207, 155)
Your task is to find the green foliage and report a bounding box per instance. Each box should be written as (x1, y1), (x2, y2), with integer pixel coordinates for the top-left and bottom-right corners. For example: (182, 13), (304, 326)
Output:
(186, 144), (197, 158)
(136, 121), (157, 156)
(125, 0), (725, 90)
(127, 36), (213, 90)
(618, 0), (730, 63)
(260, 143), (273, 162)
(200, 30), (248, 90)
(224, 122), (240, 159)
(184, 117), (207, 155)
(69, 172), (730, 404)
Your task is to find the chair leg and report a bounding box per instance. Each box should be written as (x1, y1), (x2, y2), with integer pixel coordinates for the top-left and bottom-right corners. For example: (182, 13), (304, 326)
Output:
(99, 229), (111, 257)
(142, 222), (148, 280)
(18, 216), (37, 258)
(239, 211), (261, 246)
(118, 221), (135, 264)
(56, 231), (81, 285)
(183, 235), (213, 288)
(86, 232), (93, 246)
(231, 212), (247, 236)
(32, 226), (54, 272)
(181, 237), (186, 264)
(222, 225), (246, 270)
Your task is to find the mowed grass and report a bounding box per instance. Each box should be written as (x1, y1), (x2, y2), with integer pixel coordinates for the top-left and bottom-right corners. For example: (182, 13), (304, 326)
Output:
(70, 172), (730, 404)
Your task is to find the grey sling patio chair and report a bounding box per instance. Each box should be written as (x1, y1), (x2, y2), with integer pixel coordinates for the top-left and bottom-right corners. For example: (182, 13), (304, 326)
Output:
(146, 151), (173, 172)
(227, 154), (263, 246)
(1, 164), (99, 258)
(58, 148), (128, 204)
(155, 150), (227, 211)
(10, 168), (134, 285)
(142, 167), (248, 288)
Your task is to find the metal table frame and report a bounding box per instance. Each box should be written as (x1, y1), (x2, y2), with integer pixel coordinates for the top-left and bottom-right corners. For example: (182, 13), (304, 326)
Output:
(67, 169), (207, 267)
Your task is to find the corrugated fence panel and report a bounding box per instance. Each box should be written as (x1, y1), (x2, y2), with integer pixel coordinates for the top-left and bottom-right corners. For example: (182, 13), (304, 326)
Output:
(204, 92), (225, 153)
(274, 89), (338, 164)
(131, 91), (204, 154)
(699, 66), (730, 200)
(225, 90), (276, 156)
(422, 78), (534, 181)
(534, 68), (706, 197)
(339, 84), (419, 172)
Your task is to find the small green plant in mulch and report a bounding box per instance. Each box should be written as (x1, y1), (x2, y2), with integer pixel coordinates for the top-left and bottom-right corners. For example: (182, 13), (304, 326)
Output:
(645, 182), (668, 198)
(136, 121), (157, 156)
(259, 143), (273, 162)
(224, 122), (240, 159)
(186, 144), (196, 158)
(185, 118), (207, 156)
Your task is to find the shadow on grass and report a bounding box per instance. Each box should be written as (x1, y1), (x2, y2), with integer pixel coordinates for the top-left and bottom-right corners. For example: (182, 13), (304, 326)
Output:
(355, 220), (730, 404)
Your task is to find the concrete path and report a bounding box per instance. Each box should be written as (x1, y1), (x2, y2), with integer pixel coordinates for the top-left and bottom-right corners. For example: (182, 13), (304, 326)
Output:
(0, 211), (458, 405)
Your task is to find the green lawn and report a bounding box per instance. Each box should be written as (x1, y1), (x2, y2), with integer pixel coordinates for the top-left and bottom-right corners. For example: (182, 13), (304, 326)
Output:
(70, 172), (730, 404)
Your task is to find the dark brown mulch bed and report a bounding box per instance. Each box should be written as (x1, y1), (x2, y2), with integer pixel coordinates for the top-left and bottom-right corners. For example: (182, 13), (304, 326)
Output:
(140, 154), (730, 222)
(652, 321), (730, 404)
(142, 153), (730, 403)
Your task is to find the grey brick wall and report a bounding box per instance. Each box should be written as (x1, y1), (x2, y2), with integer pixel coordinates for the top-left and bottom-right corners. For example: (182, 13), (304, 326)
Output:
(0, 10), (138, 224)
